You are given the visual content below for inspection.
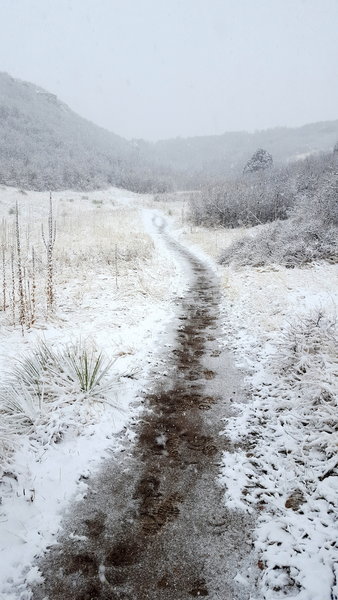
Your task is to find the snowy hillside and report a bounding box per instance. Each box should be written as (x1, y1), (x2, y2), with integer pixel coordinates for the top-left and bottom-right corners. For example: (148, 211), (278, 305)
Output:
(0, 73), (175, 193)
(1, 72), (338, 192)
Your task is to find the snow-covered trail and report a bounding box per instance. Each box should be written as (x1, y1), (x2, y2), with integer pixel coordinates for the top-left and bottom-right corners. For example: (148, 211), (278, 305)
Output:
(31, 213), (258, 600)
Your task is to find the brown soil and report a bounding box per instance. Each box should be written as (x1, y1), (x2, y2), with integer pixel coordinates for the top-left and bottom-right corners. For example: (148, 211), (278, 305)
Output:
(31, 217), (257, 600)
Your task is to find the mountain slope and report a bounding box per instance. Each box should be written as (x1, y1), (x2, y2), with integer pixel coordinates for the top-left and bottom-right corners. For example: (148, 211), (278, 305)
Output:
(0, 72), (146, 190)
(1, 71), (337, 191)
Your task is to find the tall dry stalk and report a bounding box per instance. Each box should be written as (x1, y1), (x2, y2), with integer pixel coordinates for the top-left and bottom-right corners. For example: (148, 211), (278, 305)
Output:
(25, 279), (34, 329)
(2, 245), (6, 312)
(15, 202), (25, 330)
(115, 243), (119, 289)
(31, 247), (36, 324)
(10, 246), (15, 325)
(23, 266), (29, 326)
(42, 193), (56, 312)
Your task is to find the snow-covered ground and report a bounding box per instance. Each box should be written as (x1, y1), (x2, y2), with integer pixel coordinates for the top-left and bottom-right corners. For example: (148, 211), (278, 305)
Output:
(1, 188), (337, 600)
(0, 187), (188, 598)
(219, 264), (337, 600)
(176, 216), (338, 600)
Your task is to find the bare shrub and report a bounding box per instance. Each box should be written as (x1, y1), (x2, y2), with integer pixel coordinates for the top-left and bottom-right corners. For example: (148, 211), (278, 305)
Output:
(275, 310), (337, 397)
(190, 167), (294, 228)
(190, 150), (336, 231)
(216, 152), (337, 266)
(219, 218), (337, 267)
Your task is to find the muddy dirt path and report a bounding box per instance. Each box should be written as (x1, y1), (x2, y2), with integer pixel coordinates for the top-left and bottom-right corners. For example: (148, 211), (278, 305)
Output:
(32, 216), (257, 600)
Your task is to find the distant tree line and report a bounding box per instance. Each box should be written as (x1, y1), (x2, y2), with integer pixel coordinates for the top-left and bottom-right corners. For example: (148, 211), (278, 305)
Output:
(0, 142), (175, 194)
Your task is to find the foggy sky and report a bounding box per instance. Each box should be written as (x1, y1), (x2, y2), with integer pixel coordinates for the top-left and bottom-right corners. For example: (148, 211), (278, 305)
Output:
(0, 0), (337, 141)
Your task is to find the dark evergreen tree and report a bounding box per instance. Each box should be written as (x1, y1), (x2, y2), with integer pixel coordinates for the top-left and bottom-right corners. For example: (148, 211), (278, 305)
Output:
(243, 148), (273, 174)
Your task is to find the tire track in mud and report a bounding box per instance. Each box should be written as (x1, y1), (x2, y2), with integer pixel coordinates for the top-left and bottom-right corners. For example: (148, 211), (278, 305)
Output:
(32, 217), (257, 600)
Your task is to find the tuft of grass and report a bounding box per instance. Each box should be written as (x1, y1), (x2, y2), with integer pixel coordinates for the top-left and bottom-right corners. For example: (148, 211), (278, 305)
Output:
(62, 342), (114, 396)
(0, 385), (42, 433)
(12, 340), (56, 400)
(13, 339), (115, 400)
(0, 339), (120, 468)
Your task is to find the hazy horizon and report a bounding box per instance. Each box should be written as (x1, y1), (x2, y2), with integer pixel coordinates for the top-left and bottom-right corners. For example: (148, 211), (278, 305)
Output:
(1, 0), (337, 141)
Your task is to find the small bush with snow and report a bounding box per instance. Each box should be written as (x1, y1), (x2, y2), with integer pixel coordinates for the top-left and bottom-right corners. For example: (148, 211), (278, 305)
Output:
(219, 217), (337, 267)
(191, 151), (338, 269)
(219, 164), (338, 267)
(0, 340), (119, 472)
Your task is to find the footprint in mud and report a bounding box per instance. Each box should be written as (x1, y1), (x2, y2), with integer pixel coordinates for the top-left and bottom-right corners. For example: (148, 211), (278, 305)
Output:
(188, 579), (209, 597)
(63, 552), (99, 577)
(197, 396), (216, 410)
(106, 543), (141, 567)
(210, 349), (221, 357)
(203, 369), (216, 380)
(84, 512), (106, 539)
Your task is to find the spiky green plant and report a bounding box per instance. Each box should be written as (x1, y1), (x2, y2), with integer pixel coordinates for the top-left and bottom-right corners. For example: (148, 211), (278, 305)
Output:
(12, 340), (56, 400)
(61, 343), (114, 396)
(0, 385), (41, 432)
(13, 339), (115, 401)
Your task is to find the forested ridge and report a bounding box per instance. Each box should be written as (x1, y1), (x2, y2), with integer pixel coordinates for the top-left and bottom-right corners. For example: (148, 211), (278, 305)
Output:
(1, 71), (338, 192)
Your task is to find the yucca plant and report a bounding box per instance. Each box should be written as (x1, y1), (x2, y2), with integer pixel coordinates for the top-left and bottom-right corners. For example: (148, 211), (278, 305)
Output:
(0, 429), (17, 467)
(13, 339), (116, 400)
(61, 342), (114, 397)
(0, 385), (42, 433)
(12, 340), (57, 401)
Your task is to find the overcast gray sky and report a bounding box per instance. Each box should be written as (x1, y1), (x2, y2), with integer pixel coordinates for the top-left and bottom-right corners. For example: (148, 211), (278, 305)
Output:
(0, 0), (337, 140)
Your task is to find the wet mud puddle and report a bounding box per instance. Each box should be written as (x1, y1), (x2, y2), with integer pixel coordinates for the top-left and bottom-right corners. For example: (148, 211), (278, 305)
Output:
(32, 216), (256, 600)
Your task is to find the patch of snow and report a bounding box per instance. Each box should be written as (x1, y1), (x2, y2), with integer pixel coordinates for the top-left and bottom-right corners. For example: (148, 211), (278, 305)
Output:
(218, 263), (338, 600)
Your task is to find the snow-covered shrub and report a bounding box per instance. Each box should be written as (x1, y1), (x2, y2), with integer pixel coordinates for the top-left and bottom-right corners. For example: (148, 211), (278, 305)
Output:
(13, 340), (115, 401)
(293, 176), (338, 227)
(0, 340), (118, 471)
(0, 386), (42, 434)
(219, 217), (337, 267)
(219, 174), (338, 267)
(275, 310), (336, 392)
(190, 150), (337, 233)
(190, 166), (294, 228)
